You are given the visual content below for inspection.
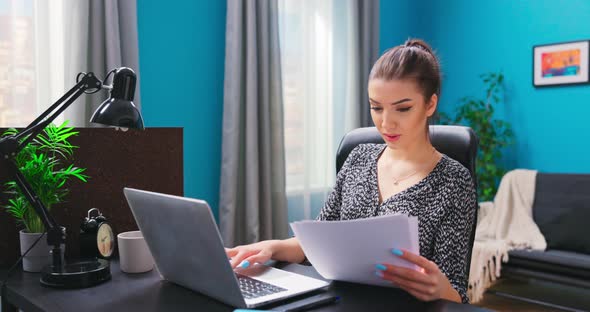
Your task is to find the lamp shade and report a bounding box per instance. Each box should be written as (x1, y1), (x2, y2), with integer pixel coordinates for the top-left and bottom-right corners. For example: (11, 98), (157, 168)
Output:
(90, 67), (144, 129)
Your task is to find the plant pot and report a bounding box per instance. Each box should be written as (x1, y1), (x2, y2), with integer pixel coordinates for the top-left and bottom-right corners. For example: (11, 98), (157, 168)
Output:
(19, 230), (65, 272)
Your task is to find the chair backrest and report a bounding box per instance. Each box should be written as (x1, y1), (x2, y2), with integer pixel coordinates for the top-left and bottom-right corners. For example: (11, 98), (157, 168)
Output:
(336, 125), (478, 178)
(335, 125), (479, 279)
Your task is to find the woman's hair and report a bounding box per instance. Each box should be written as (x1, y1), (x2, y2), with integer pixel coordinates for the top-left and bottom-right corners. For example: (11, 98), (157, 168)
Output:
(369, 38), (441, 102)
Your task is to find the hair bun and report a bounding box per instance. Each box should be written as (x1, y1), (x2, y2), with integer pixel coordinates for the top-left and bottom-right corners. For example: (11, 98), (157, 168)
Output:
(404, 38), (434, 55)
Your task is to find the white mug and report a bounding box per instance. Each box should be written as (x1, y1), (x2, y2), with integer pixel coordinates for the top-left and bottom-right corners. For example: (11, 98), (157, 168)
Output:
(117, 231), (154, 273)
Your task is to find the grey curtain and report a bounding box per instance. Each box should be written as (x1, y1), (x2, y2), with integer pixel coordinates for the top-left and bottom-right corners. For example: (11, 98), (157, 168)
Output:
(356, 0), (380, 127)
(64, 0), (141, 127)
(220, 0), (288, 246)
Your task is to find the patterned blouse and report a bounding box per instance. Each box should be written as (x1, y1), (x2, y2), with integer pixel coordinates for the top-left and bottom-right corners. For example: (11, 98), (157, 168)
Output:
(316, 144), (477, 303)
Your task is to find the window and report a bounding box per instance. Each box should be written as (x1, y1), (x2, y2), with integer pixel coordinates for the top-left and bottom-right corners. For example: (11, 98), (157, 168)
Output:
(278, 0), (359, 222)
(0, 0), (65, 127)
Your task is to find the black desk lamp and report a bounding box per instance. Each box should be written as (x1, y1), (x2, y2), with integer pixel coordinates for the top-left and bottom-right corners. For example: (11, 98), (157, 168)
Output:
(0, 67), (144, 288)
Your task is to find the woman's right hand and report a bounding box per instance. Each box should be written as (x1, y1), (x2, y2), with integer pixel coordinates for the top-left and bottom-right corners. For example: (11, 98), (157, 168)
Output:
(225, 240), (280, 269)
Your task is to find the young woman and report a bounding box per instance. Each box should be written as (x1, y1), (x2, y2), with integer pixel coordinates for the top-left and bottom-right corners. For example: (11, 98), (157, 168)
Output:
(225, 39), (477, 304)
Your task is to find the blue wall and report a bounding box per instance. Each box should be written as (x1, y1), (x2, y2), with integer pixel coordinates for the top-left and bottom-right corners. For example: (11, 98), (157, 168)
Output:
(381, 0), (590, 173)
(135, 0), (590, 223)
(137, 0), (227, 220)
(379, 0), (417, 52)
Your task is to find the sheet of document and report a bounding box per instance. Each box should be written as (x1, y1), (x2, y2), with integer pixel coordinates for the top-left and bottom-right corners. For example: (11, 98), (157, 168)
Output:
(290, 214), (419, 288)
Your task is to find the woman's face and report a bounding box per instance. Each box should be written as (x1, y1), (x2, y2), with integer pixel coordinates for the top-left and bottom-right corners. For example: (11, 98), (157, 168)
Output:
(368, 79), (437, 150)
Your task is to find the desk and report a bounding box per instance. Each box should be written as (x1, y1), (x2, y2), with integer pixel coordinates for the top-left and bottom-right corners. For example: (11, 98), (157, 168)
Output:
(2, 261), (490, 312)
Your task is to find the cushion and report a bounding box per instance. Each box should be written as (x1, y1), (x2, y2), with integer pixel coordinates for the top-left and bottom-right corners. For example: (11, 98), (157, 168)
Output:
(508, 249), (590, 271)
(533, 173), (590, 254)
(507, 249), (590, 281)
(540, 206), (590, 254)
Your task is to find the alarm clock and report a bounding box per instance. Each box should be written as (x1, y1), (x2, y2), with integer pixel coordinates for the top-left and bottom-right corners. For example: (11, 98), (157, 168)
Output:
(80, 208), (116, 260)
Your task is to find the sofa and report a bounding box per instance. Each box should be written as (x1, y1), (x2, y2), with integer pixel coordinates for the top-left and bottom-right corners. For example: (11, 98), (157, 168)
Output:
(501, 173), (590, 288)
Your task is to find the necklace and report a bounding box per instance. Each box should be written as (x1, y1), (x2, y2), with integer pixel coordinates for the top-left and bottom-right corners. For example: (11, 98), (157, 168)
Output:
(391, 148), (437, 185)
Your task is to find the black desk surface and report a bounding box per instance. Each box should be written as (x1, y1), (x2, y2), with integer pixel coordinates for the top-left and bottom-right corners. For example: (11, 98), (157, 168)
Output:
(1, 261), (490, 312)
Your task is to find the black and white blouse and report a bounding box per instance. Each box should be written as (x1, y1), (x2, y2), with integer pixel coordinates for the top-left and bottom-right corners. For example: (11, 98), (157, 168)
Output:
(316, 144), (477, 303)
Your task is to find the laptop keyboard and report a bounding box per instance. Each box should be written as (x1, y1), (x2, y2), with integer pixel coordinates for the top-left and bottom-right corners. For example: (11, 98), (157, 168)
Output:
(236, 273), (288, 299)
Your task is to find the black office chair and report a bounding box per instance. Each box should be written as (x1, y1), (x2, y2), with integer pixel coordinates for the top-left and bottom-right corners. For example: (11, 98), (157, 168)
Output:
(335, 125), (479, 280)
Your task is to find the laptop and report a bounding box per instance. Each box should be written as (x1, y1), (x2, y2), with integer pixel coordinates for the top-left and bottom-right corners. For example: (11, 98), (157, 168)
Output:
(123, 187), (330, 309)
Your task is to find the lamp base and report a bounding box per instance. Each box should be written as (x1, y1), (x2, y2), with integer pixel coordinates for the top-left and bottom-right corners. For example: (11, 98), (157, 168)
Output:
(40, 258), (111, 288)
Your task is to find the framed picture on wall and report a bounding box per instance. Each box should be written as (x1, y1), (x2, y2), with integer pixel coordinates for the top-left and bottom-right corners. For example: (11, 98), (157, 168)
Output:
(533, 40), (589, 87)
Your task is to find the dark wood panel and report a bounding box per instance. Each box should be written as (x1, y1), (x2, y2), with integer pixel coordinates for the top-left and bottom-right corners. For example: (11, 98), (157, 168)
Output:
(0, 127), (183, 266)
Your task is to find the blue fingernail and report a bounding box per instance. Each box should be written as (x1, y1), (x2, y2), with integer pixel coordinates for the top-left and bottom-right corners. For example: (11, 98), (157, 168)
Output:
(375, 264), (387, 271)
(392, 248), (403, 256)
(240, 260), (250, 268)
(375, 271), (384, 278)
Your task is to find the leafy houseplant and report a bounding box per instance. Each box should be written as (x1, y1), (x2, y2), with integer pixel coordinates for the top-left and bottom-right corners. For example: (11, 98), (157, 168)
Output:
(2, 121), (89, 233)
(439, 73), (514, 202)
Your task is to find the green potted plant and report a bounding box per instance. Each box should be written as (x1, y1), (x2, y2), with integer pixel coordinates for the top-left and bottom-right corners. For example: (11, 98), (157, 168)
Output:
(2, 121), (89, 272)
(439, 72), (514, 202)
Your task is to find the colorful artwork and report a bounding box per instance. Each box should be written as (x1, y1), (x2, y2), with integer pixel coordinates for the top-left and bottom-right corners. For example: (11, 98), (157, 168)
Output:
(534, 40), (589, 87)
(541, 49), (580, 77)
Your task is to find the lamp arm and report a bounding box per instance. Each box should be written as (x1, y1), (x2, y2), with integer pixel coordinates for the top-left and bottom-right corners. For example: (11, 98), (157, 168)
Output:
(5, 160), (59, 231)
(0, 72), (103, 270)
(6, 158), (65, 268)
(14, 73), (102, 153)
(20, 78), (86, 137)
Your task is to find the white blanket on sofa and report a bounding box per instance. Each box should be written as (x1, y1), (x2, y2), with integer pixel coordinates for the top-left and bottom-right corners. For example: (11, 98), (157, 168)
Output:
(467, 169), (547, 303)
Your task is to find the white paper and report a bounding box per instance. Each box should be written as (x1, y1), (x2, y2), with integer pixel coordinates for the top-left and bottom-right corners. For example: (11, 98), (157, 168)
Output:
(290, 214), (419, 288)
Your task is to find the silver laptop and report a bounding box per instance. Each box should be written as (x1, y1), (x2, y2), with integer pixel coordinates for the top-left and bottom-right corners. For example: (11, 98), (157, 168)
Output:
(123, 187), (329, 309)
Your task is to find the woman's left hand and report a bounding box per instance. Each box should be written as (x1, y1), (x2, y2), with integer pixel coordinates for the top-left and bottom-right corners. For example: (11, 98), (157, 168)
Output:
(375, 248), (461, 302)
